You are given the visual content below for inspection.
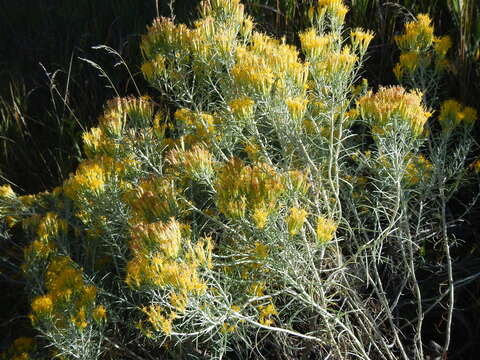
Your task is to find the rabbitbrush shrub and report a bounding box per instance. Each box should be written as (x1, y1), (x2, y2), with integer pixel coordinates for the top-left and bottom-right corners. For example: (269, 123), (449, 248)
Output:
(1, 0), (479, 359)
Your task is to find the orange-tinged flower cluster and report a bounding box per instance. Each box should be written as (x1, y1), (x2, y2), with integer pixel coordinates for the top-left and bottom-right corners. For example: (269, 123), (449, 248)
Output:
(357, 86), (430, 137)
(124, 176), (186, 224)
(215, 158), (285, 227)
(125, 216), (212, 305)
(99, 96), (154, 137)
(166, 144), (214, 182)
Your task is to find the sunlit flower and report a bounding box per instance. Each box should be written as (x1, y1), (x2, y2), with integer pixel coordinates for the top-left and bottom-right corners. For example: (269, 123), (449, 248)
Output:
(287, 207), (308, 236)
(316, 216), (337, 243)
(357, 86), (430, 137)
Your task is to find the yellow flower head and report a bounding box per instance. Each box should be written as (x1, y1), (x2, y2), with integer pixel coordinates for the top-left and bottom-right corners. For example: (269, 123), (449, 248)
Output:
(316, 216), (337, 243)
(357, 86), (430, 137)
(258, 302), (278, 326)
(287, 207), (308, 236)
(438, 99), (471, 131)
(285, 97), (308, 122)
(167, 145), (214, 182)
(0, 184), (16, 199)
(31, 295), (53, 315)
(395, 14), (434, 52)
(92, 305), (107, 322)
(433, 35), (452, 58)
(229, 96), (255, 121)
(350, 28), (375, 54)
(299, 28), (334, 59)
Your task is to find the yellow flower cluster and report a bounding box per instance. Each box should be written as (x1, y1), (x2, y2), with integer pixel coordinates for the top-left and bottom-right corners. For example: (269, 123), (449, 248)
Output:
(63, 155), (137, 208)
(316, 216), (337, 243)
(126, 254), (208, 293)
(140, 0), (252, 84)
(231, 47), (275, 96)
(166, 144), (214, 182)
(438, 99), (477, 132)
(0, 184), (16, 199)
(63, 160), (106, 200)
(23, 212), (67, 261)
(258, 303), (278, 326)
(356, 86), (431, 137)
(393, 14), (452, 80)
(141, 304), (176, 335)
(82, 127), (114, 158)
(395, 14), (434, 52)
(229, 96), (255, 122)
(283, 170), (311, 196)
(124, 176), (185, 224)
(141, 17), (191, 60)
(174, 108), (217, 144)
(285, 97), (308, 122)
(433, 36), (452, 58)
(98, 96), (153, 137)
(141, 54), (166, 81)
(318, 0), (349, 24)
(36, 212), (68, 242)
(31, 295), (53, 315)
(350, 28), (375, 55)
(130, 219), (183, 259)
(404, 154), (433, 186)
(286, 207), (308, 236)
(199, 0), (246, 28)
(30, 256), (106, 330)
(299, 29), (335, 59)
(231, 32), (308, 97)
(470, 159), (480, 174)
(126, 217), (212, 298)
(24, 239), (56, 260)
(215, 158), (285, 227)
(311, 46), (358, 80)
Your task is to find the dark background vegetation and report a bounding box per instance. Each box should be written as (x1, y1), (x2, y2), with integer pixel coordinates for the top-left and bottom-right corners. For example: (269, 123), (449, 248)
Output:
(1, 0), (479, 357)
